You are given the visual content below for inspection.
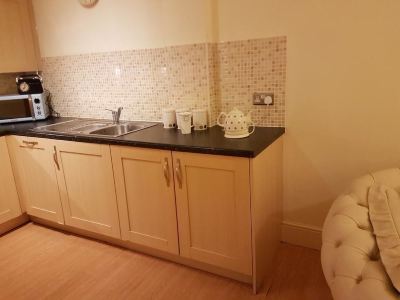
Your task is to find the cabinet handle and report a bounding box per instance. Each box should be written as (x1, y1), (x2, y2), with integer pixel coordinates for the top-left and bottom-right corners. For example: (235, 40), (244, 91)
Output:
(22, 140), (38, 147)
(175, 159), (183, 189)
(163, 158), (170, 187)
(53, 146), (60, 170)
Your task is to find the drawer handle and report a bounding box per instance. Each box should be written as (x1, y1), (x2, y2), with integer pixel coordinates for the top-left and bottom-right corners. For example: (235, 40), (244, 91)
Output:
(163, 158), (170, 187)
(22, 140), (38, 147)
(53, 146), (60, 170)
(175, 159), (183, 189)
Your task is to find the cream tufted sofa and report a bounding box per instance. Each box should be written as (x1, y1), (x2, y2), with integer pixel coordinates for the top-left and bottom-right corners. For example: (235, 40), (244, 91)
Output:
(321, 168), (400, 300)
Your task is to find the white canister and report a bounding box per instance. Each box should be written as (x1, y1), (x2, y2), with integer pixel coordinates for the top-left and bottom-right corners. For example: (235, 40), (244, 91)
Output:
(175, 108), (189, 129)
(192, 109), (208, 131)
(162, 108), (177, 129)
(177, 112), (193, 134)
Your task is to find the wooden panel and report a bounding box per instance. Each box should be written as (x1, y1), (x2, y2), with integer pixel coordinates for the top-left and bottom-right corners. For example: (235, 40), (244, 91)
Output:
(55, 140), (120, 238)
(111, 146), (179, 254)
(0, 137), (21, 224)
(250, 137), (283, 293)
(7, 136), (64, 224)
(266, 243), (333, 300)
(31, 216), (252, 285)
(0, 223), (332, 299)
(173, 151), (252, 275)
(26, 0), (41, 70)
(0, 0), (40, 73)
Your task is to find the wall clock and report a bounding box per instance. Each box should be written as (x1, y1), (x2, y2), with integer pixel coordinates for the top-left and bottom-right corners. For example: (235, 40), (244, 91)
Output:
(79, 0), (99, 8)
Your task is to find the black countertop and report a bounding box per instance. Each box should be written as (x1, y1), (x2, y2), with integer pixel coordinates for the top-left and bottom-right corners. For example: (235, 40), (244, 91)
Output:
(0, 117), (285, 158)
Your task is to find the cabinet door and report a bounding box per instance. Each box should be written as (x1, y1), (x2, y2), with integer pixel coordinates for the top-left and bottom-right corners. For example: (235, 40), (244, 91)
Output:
(7, 136), (64, 224)
(55, 140), (120, 238)
(173, 152), (252, 275)
(0, 137), (21, 224)
(0, 0), (40, 73)
(111, 146), (179, 254)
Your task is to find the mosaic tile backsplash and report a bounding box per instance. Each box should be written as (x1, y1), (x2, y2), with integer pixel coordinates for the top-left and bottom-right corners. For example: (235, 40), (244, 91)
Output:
(41, 44), (211, 122)
(215, 37), (286, 126)
(0, 37), (286, 127)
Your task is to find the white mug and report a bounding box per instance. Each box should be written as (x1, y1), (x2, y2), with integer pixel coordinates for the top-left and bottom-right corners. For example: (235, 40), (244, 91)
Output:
(192, 109), (208, 131)
(162, 108), (176, 129)
(177, 112), (192, 134)
(176, 108), (189, 129)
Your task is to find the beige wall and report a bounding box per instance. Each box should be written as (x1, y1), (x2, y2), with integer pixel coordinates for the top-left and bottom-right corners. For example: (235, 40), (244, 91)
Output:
(32, 0), (400, 230)
(33, 0), (212, 57)
(218, 0), (400, 228)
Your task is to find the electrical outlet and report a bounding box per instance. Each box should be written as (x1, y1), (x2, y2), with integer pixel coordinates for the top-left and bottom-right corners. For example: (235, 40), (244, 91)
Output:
(253, 92), (274, 106)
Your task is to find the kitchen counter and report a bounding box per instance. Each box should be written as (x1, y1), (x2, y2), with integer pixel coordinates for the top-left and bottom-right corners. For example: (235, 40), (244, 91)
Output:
(0, 117), (284, 157)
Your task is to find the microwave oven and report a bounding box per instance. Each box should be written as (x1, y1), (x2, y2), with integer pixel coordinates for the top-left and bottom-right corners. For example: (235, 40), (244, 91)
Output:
(0, 93), (50, 124)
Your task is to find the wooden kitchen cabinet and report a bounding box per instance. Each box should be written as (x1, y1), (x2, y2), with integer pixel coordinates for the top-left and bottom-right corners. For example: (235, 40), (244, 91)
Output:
(5, 132), (283, 293)
(0, 0), (41, 73)
(0, 137), (21, 224)
(172, 152), (253, 275)
(54, 140), (120, 239)
(7, 136), (64, 224)
(111, 146), (179, 254)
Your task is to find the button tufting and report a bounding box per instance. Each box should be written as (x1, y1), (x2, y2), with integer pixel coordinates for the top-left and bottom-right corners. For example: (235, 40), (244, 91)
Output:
(321, 169), (400, 299)
(358, 224), (368, 231)
(370, 255), (379, 261)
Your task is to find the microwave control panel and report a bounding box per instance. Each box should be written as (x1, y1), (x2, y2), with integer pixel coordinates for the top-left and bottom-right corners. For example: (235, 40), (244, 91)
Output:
(31, 93), (50, 120)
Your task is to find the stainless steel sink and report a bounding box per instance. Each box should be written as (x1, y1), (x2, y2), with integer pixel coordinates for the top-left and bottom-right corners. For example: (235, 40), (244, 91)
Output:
(33, 119), (157, 137)
(89, 123), (153, 137)
(71, 122), (113, 133)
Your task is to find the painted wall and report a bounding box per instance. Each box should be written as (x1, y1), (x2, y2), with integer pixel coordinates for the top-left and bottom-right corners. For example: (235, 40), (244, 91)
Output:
(217, 0), (400, 229)
(33, 0), (212, 57)
(31, 0), (400, 232)
(31, 0), (285, 128)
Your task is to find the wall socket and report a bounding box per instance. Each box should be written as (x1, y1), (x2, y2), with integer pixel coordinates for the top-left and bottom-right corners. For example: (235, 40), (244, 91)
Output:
(253, 92), (274, 106)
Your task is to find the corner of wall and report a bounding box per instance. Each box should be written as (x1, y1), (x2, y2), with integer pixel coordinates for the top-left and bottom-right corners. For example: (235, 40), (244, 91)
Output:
(281, 221), (322, 250)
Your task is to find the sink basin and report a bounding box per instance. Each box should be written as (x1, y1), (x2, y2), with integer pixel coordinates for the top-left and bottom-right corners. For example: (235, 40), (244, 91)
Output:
(70, 122), (113, 133)
(33, 119), (157, 137)
(90, 123), (152, 137)
(33, 119), (114, 133)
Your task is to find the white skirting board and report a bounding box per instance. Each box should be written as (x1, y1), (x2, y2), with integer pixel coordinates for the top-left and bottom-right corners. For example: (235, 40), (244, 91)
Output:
(281, 221), (322, 250)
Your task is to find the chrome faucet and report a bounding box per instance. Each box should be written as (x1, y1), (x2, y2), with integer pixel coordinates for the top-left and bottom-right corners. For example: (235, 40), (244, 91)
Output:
(106, 107), (123, 124)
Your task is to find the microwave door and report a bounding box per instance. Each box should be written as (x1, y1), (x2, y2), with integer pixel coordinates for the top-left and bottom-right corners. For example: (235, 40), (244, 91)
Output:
(0, 97), (34, 123)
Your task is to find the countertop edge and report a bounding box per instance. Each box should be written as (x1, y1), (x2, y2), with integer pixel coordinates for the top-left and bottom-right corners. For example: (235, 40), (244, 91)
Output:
(0, 119), (285, 158)
(7, 131), (265, 157)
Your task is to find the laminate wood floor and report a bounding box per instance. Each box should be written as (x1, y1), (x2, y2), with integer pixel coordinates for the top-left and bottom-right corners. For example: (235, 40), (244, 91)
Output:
(0, 223), (332, 300)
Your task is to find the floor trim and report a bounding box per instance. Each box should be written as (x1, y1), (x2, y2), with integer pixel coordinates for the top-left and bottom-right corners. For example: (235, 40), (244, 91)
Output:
(0, 214), (29, 236)
(281, 221), (322, 250)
